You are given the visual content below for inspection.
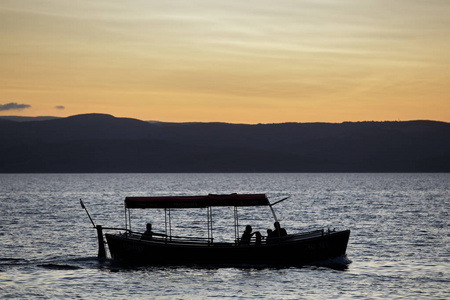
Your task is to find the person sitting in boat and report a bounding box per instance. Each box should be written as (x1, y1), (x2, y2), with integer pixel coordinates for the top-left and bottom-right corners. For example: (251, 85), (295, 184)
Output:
(142, 223), (166, 240)
(271, 222), (287, 239)
(239, 225), (261, 245)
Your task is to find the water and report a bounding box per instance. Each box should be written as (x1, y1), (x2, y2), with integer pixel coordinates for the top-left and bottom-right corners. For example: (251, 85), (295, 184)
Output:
(0, 173), (449, 299)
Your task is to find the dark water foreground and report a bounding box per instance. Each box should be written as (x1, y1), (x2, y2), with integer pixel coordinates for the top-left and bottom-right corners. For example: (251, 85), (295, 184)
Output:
(1, 173), (449, 299)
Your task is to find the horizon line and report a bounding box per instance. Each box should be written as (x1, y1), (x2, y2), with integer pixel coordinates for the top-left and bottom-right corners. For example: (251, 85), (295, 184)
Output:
(0, 113), (448, 125)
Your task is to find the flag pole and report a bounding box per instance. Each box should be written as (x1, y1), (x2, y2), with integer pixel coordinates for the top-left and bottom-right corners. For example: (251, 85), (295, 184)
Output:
(80, 199), (96, 228)
(80, 199), (106, 258)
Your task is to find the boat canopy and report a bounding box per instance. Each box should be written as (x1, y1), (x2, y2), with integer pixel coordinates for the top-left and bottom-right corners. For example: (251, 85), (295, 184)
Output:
(125, 193), (269, 209)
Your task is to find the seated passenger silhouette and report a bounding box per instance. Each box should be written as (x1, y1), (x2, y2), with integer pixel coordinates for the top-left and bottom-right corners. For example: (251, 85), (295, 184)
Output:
(270, 222), (287, 240)
(240, 225), (261, 245)
(142, 223), (154, 240)
(142, 223), (166, 240)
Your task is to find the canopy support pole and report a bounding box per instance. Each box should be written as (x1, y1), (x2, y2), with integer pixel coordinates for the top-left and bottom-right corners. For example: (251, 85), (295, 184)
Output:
(269, 205), (279, 223)
(206, 207), (213, 244)
(124, 205), (128, 232)
(128, 208), (132, 232)
(234, 206), (239, 243)
(210, 207), (214, 243)
(164, 208), (167, 236)
(168, 209), (172, 241)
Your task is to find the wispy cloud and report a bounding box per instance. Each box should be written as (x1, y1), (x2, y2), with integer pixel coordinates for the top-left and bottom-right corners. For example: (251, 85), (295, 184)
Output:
(0, 102), (31, 111)
(55, 105), (65, 110)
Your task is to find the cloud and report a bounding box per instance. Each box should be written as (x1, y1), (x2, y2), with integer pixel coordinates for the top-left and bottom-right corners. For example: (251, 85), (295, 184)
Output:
(0, 102), (31, 111)
(55, 105), (65, 110)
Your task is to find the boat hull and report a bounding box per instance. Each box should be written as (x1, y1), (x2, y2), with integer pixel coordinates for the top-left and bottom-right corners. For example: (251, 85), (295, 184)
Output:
(105, 230), (350, 266)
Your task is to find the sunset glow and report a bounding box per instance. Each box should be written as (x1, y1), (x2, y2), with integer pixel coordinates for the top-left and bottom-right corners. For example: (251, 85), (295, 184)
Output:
(1, 0), (449, 123)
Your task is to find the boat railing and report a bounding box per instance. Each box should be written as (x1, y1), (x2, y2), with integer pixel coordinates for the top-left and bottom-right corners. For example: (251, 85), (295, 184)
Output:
(102, 226), (330, 244)
(163, 234), (214, 244)
(102, 226), (134, 233)
(102, 226), (215, 244)
(138, 232), (214, 244)
(286, 229), (332, 241)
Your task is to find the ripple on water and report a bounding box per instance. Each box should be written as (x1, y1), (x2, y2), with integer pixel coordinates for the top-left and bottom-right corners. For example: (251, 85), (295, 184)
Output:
(0, 173), (449, 299)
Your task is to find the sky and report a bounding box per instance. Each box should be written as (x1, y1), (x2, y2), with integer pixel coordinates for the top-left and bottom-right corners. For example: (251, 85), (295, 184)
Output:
(1, 0), (449, 123)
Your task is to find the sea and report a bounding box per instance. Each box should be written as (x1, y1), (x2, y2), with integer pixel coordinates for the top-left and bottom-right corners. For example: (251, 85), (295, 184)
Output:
(0, 173), (448, 299)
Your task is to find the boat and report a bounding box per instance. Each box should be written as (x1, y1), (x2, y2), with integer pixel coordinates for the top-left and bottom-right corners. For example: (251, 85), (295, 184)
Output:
(81, 193), (350, 266)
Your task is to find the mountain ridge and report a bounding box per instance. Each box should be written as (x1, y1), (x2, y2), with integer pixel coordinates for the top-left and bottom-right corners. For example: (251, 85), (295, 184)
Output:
(1, 113), (449, 172)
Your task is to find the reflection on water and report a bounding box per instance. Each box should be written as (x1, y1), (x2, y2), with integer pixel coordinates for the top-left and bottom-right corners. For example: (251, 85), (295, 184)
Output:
(0, 173), (449, 299)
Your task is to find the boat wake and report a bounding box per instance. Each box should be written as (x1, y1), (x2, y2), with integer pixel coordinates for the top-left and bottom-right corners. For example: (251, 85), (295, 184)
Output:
(308, 255), (352, 271)
(89, 256), (353, 271)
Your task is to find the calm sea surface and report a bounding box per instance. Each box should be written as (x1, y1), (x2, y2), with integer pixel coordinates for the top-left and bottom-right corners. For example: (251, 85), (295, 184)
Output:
(0, 173), (449, 299)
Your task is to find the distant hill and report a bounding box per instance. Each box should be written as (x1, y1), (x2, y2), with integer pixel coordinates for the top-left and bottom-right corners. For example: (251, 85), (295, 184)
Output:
(0, 113), (449, 172)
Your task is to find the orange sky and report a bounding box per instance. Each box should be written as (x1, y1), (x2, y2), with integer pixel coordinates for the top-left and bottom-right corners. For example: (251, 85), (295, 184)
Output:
(1, 0), (449, 123)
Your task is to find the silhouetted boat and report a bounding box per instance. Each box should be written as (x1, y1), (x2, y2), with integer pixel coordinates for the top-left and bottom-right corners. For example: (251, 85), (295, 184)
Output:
(82, 194), (350, 266)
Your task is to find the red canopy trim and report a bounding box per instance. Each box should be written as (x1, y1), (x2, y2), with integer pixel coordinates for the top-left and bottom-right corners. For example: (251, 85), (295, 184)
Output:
(125, 193), (269, 209)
